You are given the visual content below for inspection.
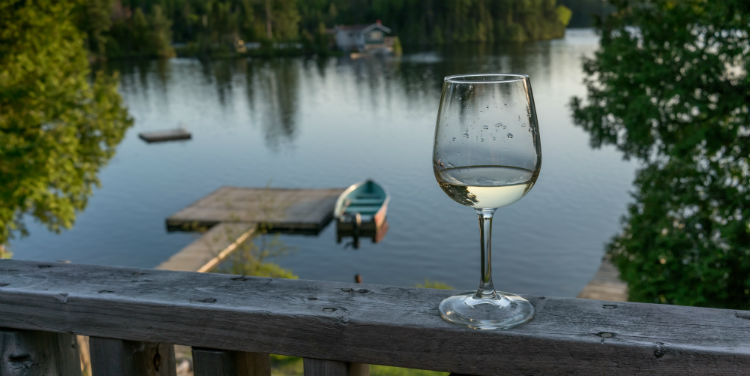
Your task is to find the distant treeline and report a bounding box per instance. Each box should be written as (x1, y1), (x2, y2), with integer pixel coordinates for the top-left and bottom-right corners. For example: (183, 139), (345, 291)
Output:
(558, 0), (614, 27)
(77, 0), (573, 58)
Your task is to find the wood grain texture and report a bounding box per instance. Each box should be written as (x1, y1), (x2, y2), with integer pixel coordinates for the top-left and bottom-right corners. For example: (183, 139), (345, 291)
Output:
(192, 348), (270, 376)
(0, 328), (81, 376)
(0, 260), (747, 375)
(165, 187), (344, 234)
(89, 337), (175, 376)
(157, 222), (257, 272)
(304, 358), (348, 376)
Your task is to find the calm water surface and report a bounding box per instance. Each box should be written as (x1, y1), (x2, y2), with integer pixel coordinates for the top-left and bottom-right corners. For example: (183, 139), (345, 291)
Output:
(12, 29), (636, 297)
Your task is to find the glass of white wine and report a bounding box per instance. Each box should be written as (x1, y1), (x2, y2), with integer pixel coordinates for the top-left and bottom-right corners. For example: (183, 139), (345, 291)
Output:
(433, 73), (541, 330)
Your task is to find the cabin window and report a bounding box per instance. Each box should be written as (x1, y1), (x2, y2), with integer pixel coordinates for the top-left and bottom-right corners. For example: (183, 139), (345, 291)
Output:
(368, 31), (382, 41)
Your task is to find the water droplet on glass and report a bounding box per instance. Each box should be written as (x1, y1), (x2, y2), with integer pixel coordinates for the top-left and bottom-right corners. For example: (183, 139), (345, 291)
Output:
(463, 131), (469, 138)
(485, 105), (489, 109)
(504, 103), (508, 106)
(452, 137), (456, 141)
(482, 124), (489, 130)
(492, 136), (497, 141)
(507, 133), (514, 139)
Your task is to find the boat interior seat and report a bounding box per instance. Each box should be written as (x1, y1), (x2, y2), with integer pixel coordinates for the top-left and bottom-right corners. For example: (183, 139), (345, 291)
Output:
(344, 205), (380, 215)
(355, 193), (381, 198)
(349, 198), (383, 205)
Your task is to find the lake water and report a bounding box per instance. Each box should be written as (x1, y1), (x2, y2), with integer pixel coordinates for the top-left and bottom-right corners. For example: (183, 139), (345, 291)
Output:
(11, 29), (636, 297)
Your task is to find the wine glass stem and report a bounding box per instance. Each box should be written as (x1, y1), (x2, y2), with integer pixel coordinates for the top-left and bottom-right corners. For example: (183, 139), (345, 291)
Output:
(476, 208), (498, 299)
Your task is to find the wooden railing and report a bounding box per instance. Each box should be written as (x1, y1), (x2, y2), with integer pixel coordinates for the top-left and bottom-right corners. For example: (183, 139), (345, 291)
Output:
(0, 259), (748, 375)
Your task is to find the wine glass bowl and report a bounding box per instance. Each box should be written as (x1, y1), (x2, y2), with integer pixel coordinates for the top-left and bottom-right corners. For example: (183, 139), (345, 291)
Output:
(433, 74), (541, 330)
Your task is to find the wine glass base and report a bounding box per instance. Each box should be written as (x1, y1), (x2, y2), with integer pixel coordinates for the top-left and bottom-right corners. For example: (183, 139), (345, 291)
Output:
(439, 291), (534, 330)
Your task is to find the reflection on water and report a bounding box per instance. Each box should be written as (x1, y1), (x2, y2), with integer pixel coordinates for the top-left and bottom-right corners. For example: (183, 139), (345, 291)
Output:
(12, 30), (637, 297)
(336, 220), (389, 250)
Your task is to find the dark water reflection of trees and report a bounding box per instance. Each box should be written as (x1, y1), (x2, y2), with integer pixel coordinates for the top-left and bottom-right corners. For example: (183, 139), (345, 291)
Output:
(104, 40), (558, 153)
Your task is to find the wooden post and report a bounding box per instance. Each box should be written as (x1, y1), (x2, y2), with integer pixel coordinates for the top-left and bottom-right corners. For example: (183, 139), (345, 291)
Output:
(0, 328), (81, 376)
(192, 348), (270, 376)
(303, 358), (369, 376)
(89, 337), (175, 376)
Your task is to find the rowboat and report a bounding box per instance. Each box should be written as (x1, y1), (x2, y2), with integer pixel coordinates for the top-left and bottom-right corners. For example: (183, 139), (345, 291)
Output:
(334, 180), (389, 245)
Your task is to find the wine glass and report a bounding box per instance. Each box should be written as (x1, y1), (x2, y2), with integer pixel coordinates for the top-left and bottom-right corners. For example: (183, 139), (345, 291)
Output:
(433, 73), (541, 330)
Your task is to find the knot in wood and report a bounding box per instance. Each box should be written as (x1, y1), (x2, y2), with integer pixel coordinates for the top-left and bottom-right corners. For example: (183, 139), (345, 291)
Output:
(596, 332), (615, 339)
(654, 342), (666, 358)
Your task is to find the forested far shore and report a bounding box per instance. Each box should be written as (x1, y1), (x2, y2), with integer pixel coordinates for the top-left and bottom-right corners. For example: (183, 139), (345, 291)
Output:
(78, 0), (574, 59)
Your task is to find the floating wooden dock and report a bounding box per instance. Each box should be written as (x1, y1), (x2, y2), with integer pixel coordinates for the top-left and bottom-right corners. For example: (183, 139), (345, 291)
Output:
(157, 222), (257, 272)
(158, 187), (344, 272)
(166, 187), (343, 233)
(139, 128), (192, 143)
(577, 256), (628, 301)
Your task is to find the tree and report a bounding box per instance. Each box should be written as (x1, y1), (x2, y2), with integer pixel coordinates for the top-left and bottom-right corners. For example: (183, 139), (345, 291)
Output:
(77, 0), (114, 57)
(0, 0), (132, 247)
(149, 4), (176, 58)
(571, 0), (749, 309)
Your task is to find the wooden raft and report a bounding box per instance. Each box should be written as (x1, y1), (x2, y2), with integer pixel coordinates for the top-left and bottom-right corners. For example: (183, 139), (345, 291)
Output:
(138, 128), (192, 143)
(0, 260), (748, 375)
(158, 187), (343, 272)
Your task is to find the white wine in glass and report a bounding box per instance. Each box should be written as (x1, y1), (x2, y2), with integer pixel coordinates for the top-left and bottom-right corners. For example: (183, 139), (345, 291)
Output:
(433, 74), (541, 330)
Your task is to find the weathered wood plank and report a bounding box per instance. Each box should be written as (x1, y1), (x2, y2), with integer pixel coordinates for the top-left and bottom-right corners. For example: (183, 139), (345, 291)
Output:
(303, 358), (347, 376)
(139, 129), (192, 143)
(578, 256), (628, 301)
(165, 187), (343, 234)
(0, 260), (747, 375)
(157, 222), (257, 272)
(192, 348), (270, 376)
(0, 328), (81, 376)
(89, 337), (176, 376)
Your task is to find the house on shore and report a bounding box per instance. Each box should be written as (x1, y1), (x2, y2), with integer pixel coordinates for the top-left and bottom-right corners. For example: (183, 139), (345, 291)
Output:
(333, 20), (396, 55)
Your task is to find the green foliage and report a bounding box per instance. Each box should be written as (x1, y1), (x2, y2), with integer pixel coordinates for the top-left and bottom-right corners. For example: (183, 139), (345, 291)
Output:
(416, 280), (453, 290)
(268, 355), (448, 376)
(78, 0), (571, 58)
(77, 0), (113, 57)
(0, 245), (10, 259)
(0, 0), (132, 247)
(216, 231), (298, 279)
(555, 5), (573, 26)
(571, 0), (749, 309)
(391, 36), (403, 56)
(557, 0), (615, 27)
(103, 3), (175, 58)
